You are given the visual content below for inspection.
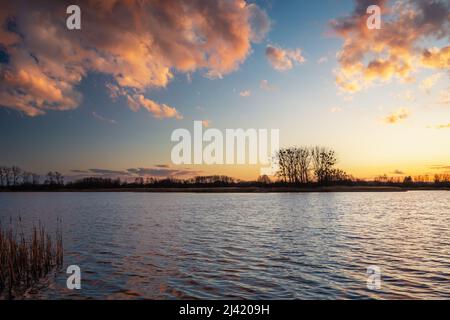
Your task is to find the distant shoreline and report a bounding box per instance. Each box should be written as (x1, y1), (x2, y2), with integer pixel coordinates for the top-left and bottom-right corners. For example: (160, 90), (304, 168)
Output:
(1, 186), (449, 193)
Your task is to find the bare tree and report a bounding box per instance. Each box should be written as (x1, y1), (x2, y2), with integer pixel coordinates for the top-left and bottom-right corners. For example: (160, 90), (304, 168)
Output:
(11, 166), (22, 186)
(54, 172), (64, 185)
(296, 147), (311, 183)
(0, 166), (6, 186)
(22, 171), (32, 185)
(276, 148), (299, 183)
(32, 173), (41, 185)
(45, 171), (55, 185)
(311, 147), (337, 185)
(3, 167), (12, 186)
(276, 147), (311, 184)
(257, 174), (271, 184)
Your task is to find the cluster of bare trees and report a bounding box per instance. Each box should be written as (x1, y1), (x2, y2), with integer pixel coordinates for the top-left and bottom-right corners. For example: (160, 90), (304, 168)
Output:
(0, 166), (38, 186)
(374, 174), (450, 184)
(276, 147), (351, 185)
(0, 166), (64, 187)
(434, 174), (450, 184)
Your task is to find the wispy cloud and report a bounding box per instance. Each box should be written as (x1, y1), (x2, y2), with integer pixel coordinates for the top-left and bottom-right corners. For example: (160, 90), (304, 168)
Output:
(383, 108), (411, 124)
(239, 90), (251, 97)
(260, 80), (275, 91)
(71, 170), (89, 174)
(330, 107), (343, 113)
(265, 45), (306, 71)
(317, 56), (328, 64)
(430, 165), (450, 170)
(396, 90), (416, 102)
(89, 169), (129, 175)
(429, 123), (450, 129)
(127, 94), (183, 120)
(70, 166), (203, 179)
(127, 167), (202, 177)
(437, 89), (450, 105)
(420, 73), (443, 93)
(92, 112), (117, 124)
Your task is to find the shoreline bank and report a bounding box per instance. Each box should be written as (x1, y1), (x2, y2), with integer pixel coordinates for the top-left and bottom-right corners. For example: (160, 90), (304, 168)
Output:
(1, 186), (449, 193)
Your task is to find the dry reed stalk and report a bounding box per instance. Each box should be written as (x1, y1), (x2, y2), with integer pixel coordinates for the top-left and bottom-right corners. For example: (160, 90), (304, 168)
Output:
(0, 219), (63, 299)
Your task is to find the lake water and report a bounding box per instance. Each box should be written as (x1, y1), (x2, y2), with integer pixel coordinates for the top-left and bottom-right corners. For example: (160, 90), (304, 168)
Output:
(0, 191), (449, 299)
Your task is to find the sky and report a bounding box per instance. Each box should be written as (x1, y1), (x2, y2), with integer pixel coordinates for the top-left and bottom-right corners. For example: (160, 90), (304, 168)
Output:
(0, 0), (449, 181)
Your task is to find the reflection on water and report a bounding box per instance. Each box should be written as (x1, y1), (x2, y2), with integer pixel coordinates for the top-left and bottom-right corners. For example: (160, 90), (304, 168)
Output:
(0, 191), (449, 299)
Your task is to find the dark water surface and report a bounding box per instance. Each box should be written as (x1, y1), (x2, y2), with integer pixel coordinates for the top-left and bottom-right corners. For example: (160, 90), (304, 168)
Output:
(0, 191), (449, 299)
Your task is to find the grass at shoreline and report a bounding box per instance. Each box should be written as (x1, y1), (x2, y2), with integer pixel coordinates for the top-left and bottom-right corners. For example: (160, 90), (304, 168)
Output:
(0, 221), (63, 299)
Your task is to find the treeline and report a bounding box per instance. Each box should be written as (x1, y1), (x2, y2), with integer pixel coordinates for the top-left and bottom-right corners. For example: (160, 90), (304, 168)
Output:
(0, 166), (64, 188)
(1, 147), (449, 191)
(373, 173), (450, 187)
(65, 175), (239, 189)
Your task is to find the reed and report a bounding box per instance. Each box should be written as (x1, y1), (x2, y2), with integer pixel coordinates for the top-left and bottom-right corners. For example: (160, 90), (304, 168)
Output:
(0, 218), (63, 299)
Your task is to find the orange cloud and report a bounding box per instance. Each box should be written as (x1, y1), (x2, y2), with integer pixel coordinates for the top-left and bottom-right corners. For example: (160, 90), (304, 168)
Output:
(383, 108), (410, 124)
(421, 46), (450, 69)
(0, 0), (270, 116)
(202, 120), (211, 128)
(127, 94), (182, 120)
(331, 0), (450, 92)
(265, 45), (305, 71)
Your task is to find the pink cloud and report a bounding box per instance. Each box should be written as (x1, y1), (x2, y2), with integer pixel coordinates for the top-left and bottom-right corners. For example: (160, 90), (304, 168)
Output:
(265, 45), (306, 71)
(0, 0), (270, 117)
(331, 0), (450, 93)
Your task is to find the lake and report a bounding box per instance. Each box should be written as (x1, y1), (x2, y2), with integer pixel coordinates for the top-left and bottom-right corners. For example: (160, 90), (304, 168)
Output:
(0, 191), (449, 299)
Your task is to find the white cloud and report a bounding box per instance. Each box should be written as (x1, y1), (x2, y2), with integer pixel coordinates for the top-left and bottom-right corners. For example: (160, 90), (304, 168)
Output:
(240, 90), (251, 97)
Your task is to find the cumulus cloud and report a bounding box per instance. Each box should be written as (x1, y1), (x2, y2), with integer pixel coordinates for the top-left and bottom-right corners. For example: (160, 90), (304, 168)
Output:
(421, 46), (450, 69)
(0, 0), (270, 116)
(248, 3), (271, 43)
(383, 108), (411, 124)
(265, 45), (305, 71)
(331, 0), (450, 93)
